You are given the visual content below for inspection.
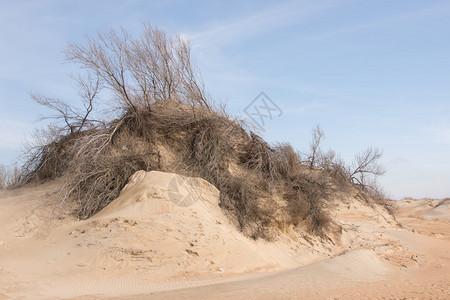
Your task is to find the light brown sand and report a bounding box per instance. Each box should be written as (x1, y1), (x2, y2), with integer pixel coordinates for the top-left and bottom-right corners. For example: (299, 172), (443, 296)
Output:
(0, 171), (448, 299)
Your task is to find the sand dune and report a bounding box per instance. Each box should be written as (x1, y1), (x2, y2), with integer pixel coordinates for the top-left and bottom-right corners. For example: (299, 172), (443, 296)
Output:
(0, 171), (449, 299)
(419, 199), (450, 221)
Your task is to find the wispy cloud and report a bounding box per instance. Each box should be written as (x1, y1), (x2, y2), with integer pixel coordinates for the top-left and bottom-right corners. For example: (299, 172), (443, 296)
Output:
(295, 1), (450, 43)
(282, 100), (323, 117)
(189, 0), (345, 48)
(188, 0), (450, 50)
(187, 0), (450, 108)
(389, 157), (410, 164)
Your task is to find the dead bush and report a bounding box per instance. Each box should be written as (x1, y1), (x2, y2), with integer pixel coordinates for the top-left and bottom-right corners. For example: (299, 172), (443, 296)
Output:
(64, 24), (209, 111)
(22, 96), (336, 238)
(272, 143), (302, 179)
(19, 24), (388, 241)
(283, 170), (331, 235)
(0, 164), (20, 189)
(241, 133), (276, 183)
(307, 125), (324, 170)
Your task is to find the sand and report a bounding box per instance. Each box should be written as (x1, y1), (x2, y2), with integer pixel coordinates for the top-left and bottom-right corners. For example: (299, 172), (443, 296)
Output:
(0, 171), (449, 299)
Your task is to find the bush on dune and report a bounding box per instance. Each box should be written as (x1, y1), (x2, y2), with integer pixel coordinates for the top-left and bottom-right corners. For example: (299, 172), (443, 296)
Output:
(19, 24), (386, 240)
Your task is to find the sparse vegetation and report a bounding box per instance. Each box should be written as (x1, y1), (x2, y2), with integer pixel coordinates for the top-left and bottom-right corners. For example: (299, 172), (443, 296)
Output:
(302, 124), (386, 199)
(19, 24), (387, 240)
(307, 125), (325, 170)
(347, 147), (385, 191)
(0, 164), (20, 189)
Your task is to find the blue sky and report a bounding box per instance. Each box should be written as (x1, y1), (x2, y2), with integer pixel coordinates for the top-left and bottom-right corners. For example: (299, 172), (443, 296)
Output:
(1, 0), (449, 199)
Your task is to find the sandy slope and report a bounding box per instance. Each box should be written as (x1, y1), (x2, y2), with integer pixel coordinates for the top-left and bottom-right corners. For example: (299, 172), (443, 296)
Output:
(0, 171), (449, 299)
(420, 199), (450, 221)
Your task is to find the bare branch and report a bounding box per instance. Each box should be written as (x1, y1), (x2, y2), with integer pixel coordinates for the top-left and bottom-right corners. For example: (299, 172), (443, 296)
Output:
(349, 147), (385, 191)
(308, 125), (324, 170)
(30, 93), (80, 134)
(64, 24), (210, 111)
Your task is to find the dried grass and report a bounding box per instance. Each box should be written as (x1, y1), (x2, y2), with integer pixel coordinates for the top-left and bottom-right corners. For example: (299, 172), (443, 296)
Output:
(17, 24), (384, 240)
(19, 101), (340, 238)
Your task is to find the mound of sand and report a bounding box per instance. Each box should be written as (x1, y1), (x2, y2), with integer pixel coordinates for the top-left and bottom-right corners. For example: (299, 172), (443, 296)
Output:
(393, 198), (440, 218)
(1, 171), (449, 299)
(420, 199), (450, 221)
(0, 171), (328, 298)
(95, 170), (221, 218)
(393, 198), (450, 221)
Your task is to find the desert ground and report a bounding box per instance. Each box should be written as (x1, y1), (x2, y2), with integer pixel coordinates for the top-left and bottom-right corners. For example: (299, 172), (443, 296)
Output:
(0, 171), (449, 299)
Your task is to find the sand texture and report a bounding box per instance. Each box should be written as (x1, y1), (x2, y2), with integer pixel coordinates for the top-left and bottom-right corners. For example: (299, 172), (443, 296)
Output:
(0, 171), (449, 299)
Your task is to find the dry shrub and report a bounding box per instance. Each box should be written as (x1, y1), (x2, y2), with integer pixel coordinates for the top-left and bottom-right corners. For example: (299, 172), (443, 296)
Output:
(0, 164), (20, 189)
(284, 171), (331, 235)
(272, 143), (302, 179)
(238, 134), (332, 237)
(242, 133), (275, 182)
(68, 153), (153, 217)
(20, 132), (76, 183)
(20, 100), (336, 239)
(61, 127), (161, 217)
(18, 24), (380, 240)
